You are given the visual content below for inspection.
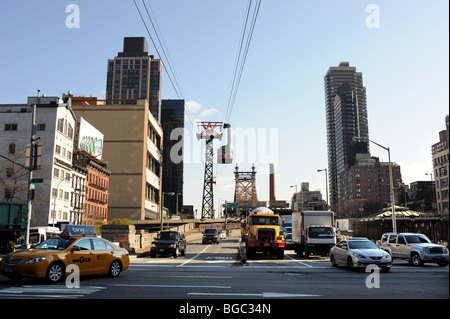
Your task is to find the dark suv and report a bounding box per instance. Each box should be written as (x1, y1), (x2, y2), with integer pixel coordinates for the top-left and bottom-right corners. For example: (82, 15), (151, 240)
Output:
(202, 228), (220, 244)
(150, 231), (186, 258)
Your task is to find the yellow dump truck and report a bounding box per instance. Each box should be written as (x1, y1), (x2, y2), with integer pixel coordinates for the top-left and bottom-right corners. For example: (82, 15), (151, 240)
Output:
(245, 207), (285, 259)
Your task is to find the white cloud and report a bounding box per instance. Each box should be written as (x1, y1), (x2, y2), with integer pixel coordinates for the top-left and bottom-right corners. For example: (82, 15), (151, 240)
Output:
(186, 100), (202, 114)
(199, 108), (218, 118)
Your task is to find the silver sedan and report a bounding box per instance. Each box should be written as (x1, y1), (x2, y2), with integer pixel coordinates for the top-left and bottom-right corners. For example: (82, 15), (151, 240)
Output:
(330, 238), (392, 272)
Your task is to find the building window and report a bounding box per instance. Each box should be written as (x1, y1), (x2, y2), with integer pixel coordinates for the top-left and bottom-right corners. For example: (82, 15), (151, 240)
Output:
(8, 143), (15, 154)
(4, 124), (18, 131)
(57, 119), (64, 133)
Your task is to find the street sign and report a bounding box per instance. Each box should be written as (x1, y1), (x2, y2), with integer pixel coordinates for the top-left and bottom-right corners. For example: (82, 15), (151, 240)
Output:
(31, 178), (43, 183)
(227, 202), (238, 208)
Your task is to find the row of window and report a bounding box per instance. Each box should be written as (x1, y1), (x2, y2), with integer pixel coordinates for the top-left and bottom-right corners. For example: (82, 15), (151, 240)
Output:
(146, 183), (159, 204)
(4, 123), (46, 131)
(56, 118), (74, 139)
(55, 144), (72, 161)
(87, 171), (109, 190)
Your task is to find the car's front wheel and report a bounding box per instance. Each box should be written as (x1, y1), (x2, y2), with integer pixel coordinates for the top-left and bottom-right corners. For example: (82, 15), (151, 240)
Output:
(347, 257), (355, 271)
(46, 262), (65, 283)
(410, 253), (423, 266)
(330, 254), (338, 267)
(108, 260), (122, 277)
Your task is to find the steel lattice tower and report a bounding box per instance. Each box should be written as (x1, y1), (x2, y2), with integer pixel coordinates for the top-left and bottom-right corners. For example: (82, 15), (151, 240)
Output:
(197, 122), (223, 219)
(234, 165), (258, 218)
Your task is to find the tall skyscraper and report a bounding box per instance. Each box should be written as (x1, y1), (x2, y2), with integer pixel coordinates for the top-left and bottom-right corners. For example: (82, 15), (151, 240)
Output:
(324, 62), (369, 209)
(106, 37), (162, 121)
(161, 99), (185, 215)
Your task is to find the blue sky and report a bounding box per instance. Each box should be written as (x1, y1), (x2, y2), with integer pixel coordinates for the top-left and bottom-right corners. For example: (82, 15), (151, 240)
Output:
(1, 1), (448, 217)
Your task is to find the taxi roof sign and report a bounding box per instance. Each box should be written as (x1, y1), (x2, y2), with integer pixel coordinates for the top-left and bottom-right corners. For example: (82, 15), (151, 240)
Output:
(60, 225), (97, 237)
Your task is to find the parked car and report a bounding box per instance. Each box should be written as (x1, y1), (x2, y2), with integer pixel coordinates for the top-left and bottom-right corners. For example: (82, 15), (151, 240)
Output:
(380, 233), (449, 267)
(202, 228), (220, 244)
(0, 225), (129, 283)
(219, 230), (227, 239)
(150, 231), (186, 258)
(330, 237), (392, 272)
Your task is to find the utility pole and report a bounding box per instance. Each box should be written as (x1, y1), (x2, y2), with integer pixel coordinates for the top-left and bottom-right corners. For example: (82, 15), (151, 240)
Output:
(24, 93), (39, 247)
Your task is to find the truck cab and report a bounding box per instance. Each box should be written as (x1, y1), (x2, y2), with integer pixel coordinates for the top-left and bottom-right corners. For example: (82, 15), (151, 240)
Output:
(245, 207), (285, 259)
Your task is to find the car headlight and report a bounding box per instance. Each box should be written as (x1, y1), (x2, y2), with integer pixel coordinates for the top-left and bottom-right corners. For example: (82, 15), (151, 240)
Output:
(352, 252), (366, 259)
(443, 247), (449, 254)
(169, 244), (176, 248)
(26, 257), (47, 264)
(422, 247), (430, 254)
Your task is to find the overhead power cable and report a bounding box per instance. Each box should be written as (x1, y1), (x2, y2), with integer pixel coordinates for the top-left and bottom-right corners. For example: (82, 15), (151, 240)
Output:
(224, 0), (262, 123)
(133, 0), (195, 126)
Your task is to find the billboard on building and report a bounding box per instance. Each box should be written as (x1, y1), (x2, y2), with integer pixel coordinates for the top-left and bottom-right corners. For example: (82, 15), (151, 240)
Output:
(78, 117), (103, 160)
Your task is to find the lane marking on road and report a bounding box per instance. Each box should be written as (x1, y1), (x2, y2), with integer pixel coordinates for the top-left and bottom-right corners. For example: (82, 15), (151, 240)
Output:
(110, 283), (231, 289)
(0, 285), (105, 299)
(177, 245), (211, 267)
(161, 275), (232, 279)
(285, 254), (314, 267)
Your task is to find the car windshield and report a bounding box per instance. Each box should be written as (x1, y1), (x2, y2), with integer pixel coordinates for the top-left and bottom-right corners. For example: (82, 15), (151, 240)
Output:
(348, 240), (378, 250)
(309, 227), (334, 238)
(35, 238), (75, 250)
(251, 216), (280, 226)
(158, 232), (178, 240)
(205, 229), (218, 234)
(405, 235), (431, 244)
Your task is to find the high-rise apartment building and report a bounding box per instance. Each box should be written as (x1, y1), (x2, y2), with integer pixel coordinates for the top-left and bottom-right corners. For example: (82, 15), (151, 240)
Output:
(324, 62), (369, 209)
(161, 99), (185, 215)
(339, 153), (402, 206)
(106, 37), (162, 121)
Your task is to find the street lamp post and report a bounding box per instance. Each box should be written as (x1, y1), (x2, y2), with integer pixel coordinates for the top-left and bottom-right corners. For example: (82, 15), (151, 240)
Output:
(317, 168), (329, 210)
(161, 192), (175, 231)
(354, 137), (397, 233)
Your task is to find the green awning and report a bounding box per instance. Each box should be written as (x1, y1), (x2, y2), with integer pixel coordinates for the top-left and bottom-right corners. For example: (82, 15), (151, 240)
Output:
(363, 206), (425, 219)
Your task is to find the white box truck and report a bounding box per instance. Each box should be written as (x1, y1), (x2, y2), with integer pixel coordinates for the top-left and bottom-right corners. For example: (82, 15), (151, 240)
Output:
(292, 211), (336, 257)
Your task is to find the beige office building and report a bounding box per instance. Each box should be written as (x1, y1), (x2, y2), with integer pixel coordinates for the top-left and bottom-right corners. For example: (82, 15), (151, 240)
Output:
(72, 97), (163, 221)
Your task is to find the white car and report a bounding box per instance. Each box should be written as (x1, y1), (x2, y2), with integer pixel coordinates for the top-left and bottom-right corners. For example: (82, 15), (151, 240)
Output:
(330, 237), (392, 272)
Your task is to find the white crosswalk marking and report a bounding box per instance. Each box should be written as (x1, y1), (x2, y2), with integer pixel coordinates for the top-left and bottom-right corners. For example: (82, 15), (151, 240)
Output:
(0, 285), (106, 299)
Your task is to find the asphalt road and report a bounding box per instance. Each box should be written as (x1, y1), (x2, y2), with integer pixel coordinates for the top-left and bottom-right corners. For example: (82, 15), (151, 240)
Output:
(0, 236), (448, 307)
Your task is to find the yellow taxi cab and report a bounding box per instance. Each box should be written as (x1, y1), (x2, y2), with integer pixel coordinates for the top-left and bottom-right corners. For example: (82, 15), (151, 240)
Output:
(0, 225), (129, 283)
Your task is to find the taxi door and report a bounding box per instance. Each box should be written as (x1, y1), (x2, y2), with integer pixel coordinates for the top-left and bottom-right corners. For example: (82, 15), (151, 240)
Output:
(70, 238), (95, 275)
(91, 238), (116, 274)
